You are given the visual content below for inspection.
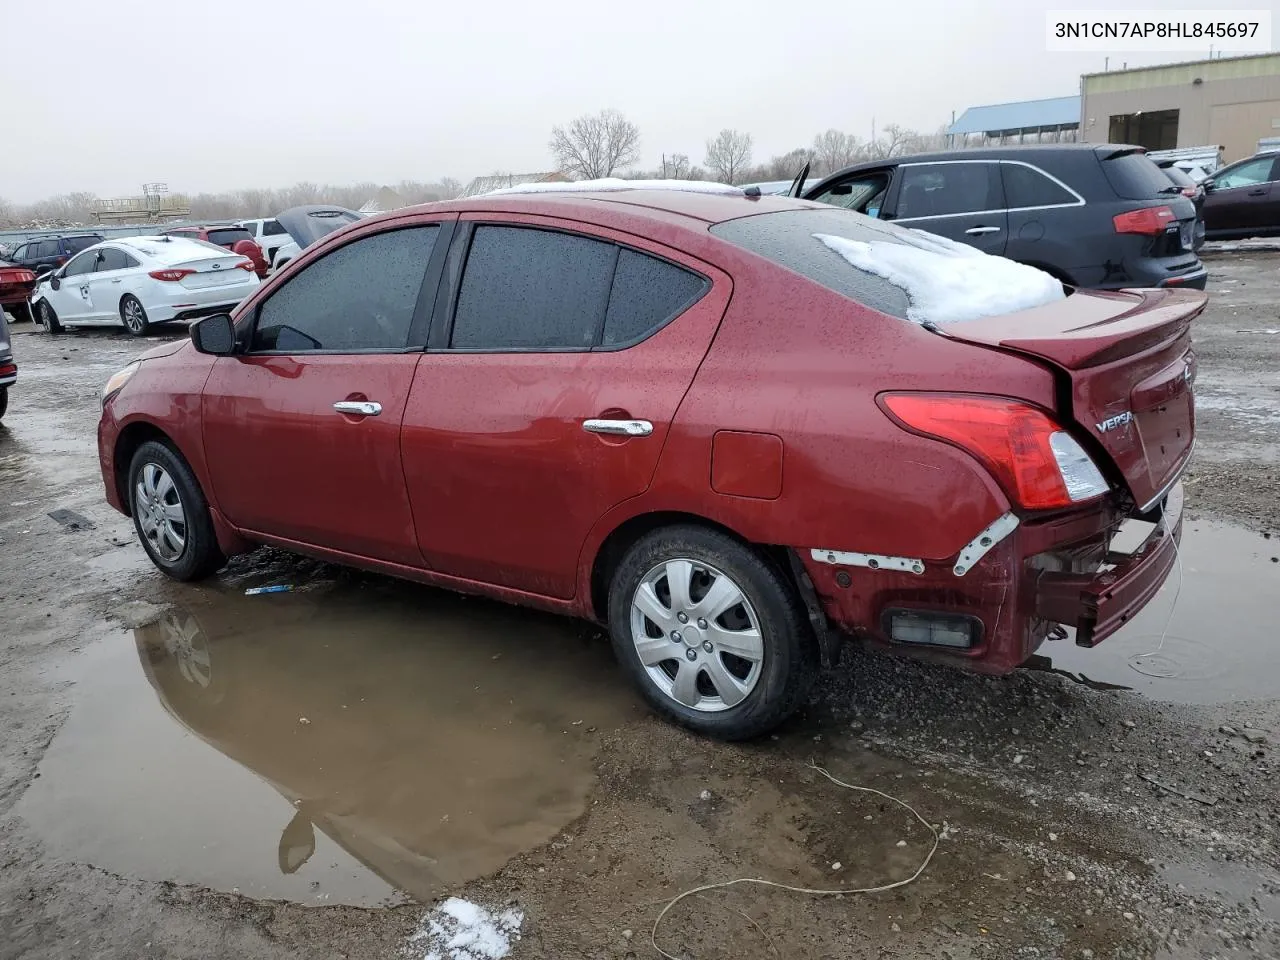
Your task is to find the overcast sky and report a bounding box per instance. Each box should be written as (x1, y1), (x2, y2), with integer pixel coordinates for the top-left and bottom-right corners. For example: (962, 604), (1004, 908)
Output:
(3, 0), (1273, 202)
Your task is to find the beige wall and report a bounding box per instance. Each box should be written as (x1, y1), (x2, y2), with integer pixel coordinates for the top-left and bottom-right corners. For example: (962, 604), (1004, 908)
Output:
(1081, 55), (1280, 162)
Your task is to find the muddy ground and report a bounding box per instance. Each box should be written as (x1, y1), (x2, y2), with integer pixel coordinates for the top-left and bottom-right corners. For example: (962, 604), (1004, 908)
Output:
(0, 254), (1277, 960)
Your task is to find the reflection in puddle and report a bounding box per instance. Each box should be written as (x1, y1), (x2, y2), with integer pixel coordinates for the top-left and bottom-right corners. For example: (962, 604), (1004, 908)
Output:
(16, 587), (635, 905)
(1038, 520), (1279, 703)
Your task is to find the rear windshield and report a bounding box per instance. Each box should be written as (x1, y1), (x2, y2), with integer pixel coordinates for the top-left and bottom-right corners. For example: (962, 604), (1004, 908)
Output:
(64, 235), (102, 254)
(207, 228), (253, 247)
(711, 208), (911, 319)
(262, 219), (287, 236)
(1101, 151), (1179, 200)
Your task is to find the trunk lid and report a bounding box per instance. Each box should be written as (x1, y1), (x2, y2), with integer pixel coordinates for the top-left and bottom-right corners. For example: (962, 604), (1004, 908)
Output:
(170, 254), (252, 290)
(941, 287), (1205, 511)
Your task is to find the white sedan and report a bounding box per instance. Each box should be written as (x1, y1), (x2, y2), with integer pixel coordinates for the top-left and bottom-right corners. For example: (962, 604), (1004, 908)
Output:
(31, 236), (260, 336)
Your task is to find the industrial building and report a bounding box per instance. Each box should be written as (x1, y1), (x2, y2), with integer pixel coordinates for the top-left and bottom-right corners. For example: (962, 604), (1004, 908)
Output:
(1079, 52), (1280, 164)
(947, 95), (1081, 146)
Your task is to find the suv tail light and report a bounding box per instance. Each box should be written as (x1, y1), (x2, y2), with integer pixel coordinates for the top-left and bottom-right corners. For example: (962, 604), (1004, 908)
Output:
(880, 394), (1109, 510)
(149, 268), (195, 282)
(1113, 205), (1176, 235)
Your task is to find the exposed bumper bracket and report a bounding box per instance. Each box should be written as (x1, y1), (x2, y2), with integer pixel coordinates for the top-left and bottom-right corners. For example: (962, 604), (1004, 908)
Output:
(953, 512), (1020, 576)
(810, 548), (925, 576)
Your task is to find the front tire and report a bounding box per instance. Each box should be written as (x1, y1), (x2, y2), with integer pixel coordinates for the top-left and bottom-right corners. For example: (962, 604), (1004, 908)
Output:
(607, 526), (817, 740)
(128, 440), (225, 581)
(120, 295), (150, 336)
(37, 300), (62, 334)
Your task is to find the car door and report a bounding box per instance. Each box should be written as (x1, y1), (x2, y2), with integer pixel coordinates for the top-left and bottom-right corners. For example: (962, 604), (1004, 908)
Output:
(402, 216), (730, 599)
(201, 219), (452, 565)
(52, 250), (99, 323)
(887, 161), (1008, 254)
(85, 247), (138, 320)
(1203, 155), (1280, 233)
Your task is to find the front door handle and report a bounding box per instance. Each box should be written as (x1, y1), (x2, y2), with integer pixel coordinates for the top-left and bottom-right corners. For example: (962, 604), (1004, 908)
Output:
(1248, 188), (1267, 196)
(965, 225), (1002, 235)
(583, 418), (653, 437)
(333, 401), (382, 416)
(111, 278), (122, 283)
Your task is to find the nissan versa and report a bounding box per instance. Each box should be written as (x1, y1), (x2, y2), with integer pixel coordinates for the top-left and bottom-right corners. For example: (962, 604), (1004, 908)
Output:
(97, 185), (1198, 739)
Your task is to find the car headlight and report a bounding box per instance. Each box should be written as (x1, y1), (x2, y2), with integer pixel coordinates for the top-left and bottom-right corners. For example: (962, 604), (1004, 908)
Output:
(102, 361), (141, 407)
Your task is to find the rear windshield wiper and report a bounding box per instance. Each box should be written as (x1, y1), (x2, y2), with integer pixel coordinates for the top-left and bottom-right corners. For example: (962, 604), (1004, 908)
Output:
(1157, 185), (1183, 195)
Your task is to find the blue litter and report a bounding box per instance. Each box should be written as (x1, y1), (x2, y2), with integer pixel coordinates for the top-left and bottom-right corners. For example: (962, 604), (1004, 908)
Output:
(245, 585), (294, 595)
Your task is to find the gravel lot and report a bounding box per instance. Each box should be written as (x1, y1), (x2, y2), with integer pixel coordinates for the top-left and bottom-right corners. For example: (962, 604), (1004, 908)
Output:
(1, 253), (1277, 960)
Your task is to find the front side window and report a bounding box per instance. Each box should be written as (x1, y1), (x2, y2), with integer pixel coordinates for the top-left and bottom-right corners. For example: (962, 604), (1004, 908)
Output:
(10, 244), (30, 261)
(1001, 163), (1078, 208)
(811, 173), (891, 215)
(895, 163), (1002, 219)
(251, 226), (437, 352)
(62, 251), (97, 277)
(1214, 156), (1277, 189)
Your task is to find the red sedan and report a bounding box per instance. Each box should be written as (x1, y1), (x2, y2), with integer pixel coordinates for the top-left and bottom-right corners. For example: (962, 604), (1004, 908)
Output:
(97, 187), (1199, 739)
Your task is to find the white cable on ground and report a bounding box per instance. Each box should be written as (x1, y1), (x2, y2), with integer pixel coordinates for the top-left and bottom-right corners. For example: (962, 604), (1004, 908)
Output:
(649, 761), (940, 960)
(1127, 500), (1186, 676)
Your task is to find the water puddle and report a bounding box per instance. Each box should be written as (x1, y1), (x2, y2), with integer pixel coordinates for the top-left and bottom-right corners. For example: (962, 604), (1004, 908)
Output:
(1035, 520), (1279, 703)
(15, 586), (635, 905)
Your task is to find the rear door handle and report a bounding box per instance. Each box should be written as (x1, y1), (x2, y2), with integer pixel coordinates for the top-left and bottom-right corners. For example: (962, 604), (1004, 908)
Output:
(333, 401), (382, 416)
(111, 279), (122, 283)
(965, 226), (1002, 235)
(583, 418), (653, 437)
(1248, 189), (1267, 196)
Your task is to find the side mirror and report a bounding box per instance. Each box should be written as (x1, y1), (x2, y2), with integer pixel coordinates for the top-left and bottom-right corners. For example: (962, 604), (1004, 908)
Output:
(190, 313), (237, 355)
(1202, 179), (1216, 192)
(49, 272), (62, 291)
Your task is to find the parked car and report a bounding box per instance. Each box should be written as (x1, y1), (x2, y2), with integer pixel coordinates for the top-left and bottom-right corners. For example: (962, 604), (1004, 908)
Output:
(6, 233), (104, 277)
(1201, 152), (1280, 239)
(269, 206), (365, 271)
(0, 312), (16, 420)
(32, 236), (260, 336)
(798, 144), (1206, 290)
(162, 226), (269, 278)
(1156, 161), (1205, 250)
(236, 218), (292, 266)
(97, 186), (1198, 739)
(0, 257), (38, 324)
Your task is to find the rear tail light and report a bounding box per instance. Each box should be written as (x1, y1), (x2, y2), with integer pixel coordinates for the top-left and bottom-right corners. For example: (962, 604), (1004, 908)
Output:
(1180, 186), (1197, 199)
(1113, 205), (1176, 235)
(148, 268), (195, 282)
(235, 259), (255, 272)
(880, 393), (1109, 510)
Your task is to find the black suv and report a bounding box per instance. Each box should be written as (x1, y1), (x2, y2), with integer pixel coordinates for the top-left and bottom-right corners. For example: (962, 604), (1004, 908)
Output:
(799, 144), (1206, 290)
(6, 234), (105, 278)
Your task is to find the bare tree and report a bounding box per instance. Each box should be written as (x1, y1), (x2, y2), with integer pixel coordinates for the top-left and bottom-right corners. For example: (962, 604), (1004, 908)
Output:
(752, 147), (815, 182)
(704, 129), (754, 185)
(866, 123), (913, 160)
(811, 130), (862, 174)
(549, 109), (641, 180)
(661, 153), (691, 179)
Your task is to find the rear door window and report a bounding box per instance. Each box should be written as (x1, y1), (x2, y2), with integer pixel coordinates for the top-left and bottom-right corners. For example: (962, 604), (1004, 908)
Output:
(64, 236), (101, 254)
(1001, 163), (1079, 208)
(450, 226), (616, 350)
(251, 227), (438, 352)
(95, 248), (132, 271)
(1100, 151), (1181, 199)
(37, 241), (61, 258)
(894, 163), (1003, 219)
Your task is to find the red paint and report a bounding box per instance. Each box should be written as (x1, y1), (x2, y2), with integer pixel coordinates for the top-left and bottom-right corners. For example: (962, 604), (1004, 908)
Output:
(98, 190), (1200, 675)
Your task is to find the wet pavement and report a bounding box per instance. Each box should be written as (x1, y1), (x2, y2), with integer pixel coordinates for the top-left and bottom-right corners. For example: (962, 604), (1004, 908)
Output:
(1, 257), (1279, 960)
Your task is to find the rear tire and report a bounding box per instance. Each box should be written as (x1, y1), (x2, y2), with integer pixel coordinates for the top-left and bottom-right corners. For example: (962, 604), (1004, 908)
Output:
(128, 439), (225, 581)
(37, 300), (62, 334)
(607, 525), (818, 740)
(120, 295), (150, 336)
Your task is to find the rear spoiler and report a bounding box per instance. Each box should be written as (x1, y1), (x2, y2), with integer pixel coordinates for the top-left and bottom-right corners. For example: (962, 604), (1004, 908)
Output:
(1095, 145), (1147, 161)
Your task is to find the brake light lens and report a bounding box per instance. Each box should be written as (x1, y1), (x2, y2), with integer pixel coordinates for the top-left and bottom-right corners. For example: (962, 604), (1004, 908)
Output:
(1113, 205), (1176, 235)
(149, 268), (194, 282)
(881, 393), (1109, 510)
(235, 259), (255, 272)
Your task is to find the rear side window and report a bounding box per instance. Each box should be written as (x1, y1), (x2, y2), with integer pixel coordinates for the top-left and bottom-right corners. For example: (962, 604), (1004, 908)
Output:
(1100, 152), (1178, 199)
(262, 219), (287, 236)
(603, 249), (708, 346)
(451, 226), (616, 350)
(252, 227), (437, 352)
(207, 228), (253, 247)
(1001, 163), (1078, 208)
(64, 236), (100, 254)
(895, 163), (1003, 218)
(711, 208), (910, 319)
(96, 248), (134, 271)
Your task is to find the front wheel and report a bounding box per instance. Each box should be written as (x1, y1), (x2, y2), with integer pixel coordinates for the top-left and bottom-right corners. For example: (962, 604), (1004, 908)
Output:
(607, 526), (817, 740)
(37, 300), (62, 334)
(128, 440), (225, 580)
(120, 295), (150, 336)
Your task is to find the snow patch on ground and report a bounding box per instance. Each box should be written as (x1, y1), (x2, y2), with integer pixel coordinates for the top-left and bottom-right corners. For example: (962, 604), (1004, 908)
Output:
(485, 178), (741, 197)
(406, 898), (523, 960)
(814, 230), (1065, 326)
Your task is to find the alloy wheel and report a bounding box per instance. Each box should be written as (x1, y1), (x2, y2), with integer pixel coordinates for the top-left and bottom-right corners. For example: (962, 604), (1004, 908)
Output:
(629, 558), (764, 712)
(123, 299), (146, 333)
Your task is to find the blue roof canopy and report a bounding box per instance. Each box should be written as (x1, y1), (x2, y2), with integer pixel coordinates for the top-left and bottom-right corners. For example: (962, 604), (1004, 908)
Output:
(948, 96), (1081, 135)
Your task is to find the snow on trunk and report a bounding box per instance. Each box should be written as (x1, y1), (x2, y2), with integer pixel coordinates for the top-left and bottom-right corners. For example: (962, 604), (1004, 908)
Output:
(814, 229), (1065, 326)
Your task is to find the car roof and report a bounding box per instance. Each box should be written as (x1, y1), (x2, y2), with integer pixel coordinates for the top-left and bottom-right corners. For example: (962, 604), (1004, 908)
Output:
(115, 235), (230, 263)
(814, 143), (1140, 181)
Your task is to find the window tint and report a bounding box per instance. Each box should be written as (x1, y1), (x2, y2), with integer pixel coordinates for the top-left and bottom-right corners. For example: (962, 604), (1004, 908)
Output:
(252, 227), (437, 352)
(37, 240), (61, 258)
(1213, 156), (1277, 189)
(64, 236), (101, 254)
(63, 251), (97, 277)
(451, 226), (615, 350)
(603, 249), (707, 346)
(96, 248), (133, 271)
(810, 173), (891, 216)
(896, 163), (1002, 218)
(262, 219), (287, 236)
(1002, 163), (1078, 208)
(207, 228), (254, 247)
(1100, 152), (1181, 199)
